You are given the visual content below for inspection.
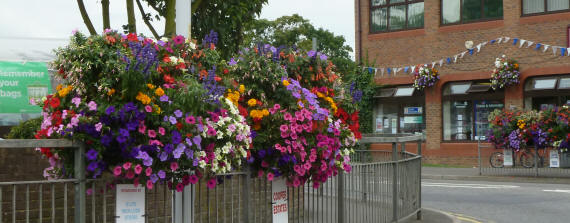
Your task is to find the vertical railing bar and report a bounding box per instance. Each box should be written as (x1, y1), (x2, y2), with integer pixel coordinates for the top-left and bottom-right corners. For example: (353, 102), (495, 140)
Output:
(51, 184), (55, 223)
(74, 143), (86, 223)
(64, 183), (68, 223)
(12, 184), (16, 223)
(92, 182), (95, 223)
(103, 183), (107, 223)
(236, 176), (240, 223)
(39, 184), (43, 223)
(26, 184), (30, 223)
(0, 186), (3, 223)
(216, 179), (219, 223)
(163, 184), (167, 223)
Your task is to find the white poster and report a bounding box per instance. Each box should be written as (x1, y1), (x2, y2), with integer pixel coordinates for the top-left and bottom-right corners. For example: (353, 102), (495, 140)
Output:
(272, 178), (288, 223)
(391, 119), (397, 134)
(375, 118), (383, 132)
(504, 149), (513, 167)
(116, 184), (145, 223)
(550, 150), (560, 168)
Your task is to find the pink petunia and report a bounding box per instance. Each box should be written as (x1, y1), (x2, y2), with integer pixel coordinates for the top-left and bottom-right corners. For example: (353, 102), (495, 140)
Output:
(176, 183), (184, 192)
(145, 167), (152, 176)
(122, 162), (132, 170)
(148, 130), (157, 138)
(279, 124), (288, 133)
(283, 113), (292, 121)
(87, 101), (97, 111)
(144, 105), (153, 113)
(189, 175), (199, 184)
(134, 164), (143, 175)
(273, 104), (281, 110)
(267, 173), (274, 181)
(206, 178), (217, 189)
(113, 166), (122, 176)
(170, 162), (179, 171)
(133, 178), (140, 187)
(146, 180), (154, 190)
(207, 127), (217, 136)
(185, 115), (196, 124)
(261, 161), (269, 168)
(71, 97), (81, 107)
(95, 122), (103, 132)
(293, 178), (301, 187)
(158, 127), (165, 136)
(138, 124), (147, 134)
(126, 170), (135, 179)
(258, 170), (264, 177)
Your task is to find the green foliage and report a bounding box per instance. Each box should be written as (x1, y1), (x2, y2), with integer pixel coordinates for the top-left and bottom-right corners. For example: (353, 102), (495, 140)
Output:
(243, 14), (355, 75)
(343, 53), (378, 134)
(5, 117), (42, 139)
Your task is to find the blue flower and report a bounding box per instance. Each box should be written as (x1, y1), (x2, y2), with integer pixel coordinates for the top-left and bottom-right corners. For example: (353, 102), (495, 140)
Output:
(85, 149), (98, 161)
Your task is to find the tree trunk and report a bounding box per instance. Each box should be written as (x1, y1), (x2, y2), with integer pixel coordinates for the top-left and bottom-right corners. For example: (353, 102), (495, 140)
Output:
(102, 0), (110, 30)
(164, 0), (176, 37)
(126, 0), (137, 33)
(76, 0), (97, 35)
(136, 0), (160, 39)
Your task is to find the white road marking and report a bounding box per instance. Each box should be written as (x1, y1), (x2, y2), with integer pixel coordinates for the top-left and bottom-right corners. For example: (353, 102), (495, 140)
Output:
(422, 182), (520, 189)
(543, 189), (570, 194)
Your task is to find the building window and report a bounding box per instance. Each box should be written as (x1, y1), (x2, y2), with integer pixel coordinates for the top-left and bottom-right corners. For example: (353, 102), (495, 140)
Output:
(441, 0), (503, 25)
(374, 86), (425, 134)
(524, 75), (570, 110)
(370, 0), (424, 33)
(523, 0), (570, 15)
(443, 82), (504, 141)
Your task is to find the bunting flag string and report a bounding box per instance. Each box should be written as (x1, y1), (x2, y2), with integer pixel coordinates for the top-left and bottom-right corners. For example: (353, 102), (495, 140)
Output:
(363, 36), (570, 77)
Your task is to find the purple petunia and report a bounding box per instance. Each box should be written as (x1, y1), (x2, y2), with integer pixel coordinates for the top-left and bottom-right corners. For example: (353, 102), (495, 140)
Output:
(86, 149), (98, 161)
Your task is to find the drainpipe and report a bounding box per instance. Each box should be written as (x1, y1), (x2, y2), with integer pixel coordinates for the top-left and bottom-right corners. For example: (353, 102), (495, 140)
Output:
(356, 0), (362, 64)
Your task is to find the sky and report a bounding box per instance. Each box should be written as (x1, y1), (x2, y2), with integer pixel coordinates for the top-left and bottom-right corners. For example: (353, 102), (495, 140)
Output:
(0, 0), (355, 62)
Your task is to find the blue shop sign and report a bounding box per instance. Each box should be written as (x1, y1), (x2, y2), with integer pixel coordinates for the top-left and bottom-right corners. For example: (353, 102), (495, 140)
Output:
(404, 107), (423, 115)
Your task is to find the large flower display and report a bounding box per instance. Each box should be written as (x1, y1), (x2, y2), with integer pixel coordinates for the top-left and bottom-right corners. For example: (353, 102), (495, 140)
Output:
(490, 55), (520, 90)
(35, 31), (360, 190)
(412, 65), (439, 91)
(37, 31), (251, 190)
(226, 45), (358, 188)
(488, 106), (569, 153)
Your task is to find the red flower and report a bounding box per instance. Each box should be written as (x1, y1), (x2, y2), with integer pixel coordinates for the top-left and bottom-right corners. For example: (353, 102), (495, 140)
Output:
(238, 105), (248, 118)
(176, 122), (183, 130)
(127, 33), (138, 42)
(50, 97), (60, 109)
(223, 69), (229, 74)
(163, 75), (175, 84)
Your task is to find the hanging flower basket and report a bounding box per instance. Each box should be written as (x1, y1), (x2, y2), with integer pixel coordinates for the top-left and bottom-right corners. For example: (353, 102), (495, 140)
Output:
(490, 55), (520, 90)
(413, 65), (439, 91)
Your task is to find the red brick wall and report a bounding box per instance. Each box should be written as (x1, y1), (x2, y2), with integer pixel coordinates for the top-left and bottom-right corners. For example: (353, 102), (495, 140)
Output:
(356, 0), (570, 163)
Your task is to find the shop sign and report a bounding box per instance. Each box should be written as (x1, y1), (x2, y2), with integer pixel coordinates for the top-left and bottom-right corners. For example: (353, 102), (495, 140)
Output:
(0, 61), (51, 113)
(550, 150), (560, 168)
(116, 184), (145, 223)
(404, 107), (422, 115)
(272, 177), (288, 223)
(404, 116), (423, 124)
(504, 149), (513, 167)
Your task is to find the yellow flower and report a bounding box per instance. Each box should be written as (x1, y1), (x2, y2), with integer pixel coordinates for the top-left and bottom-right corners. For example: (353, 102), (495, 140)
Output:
(56, 84), (63, 91)
(153, 104), (162, 114)
(136, 92), (151, 105)
(147, 84), (155, 89)
(239, 84), (245, 93)
(57, 85), (72, 97)
(155, 87), (165, 97)
(247, 99), (257, 107)
(283, 80), (290, 86)
(107, 88), (116, 96)
(262, 109), (269, 116)
(316, 92), (324, 98)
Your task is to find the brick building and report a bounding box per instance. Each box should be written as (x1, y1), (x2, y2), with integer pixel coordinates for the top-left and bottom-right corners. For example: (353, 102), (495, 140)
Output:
(355, 0), (570, 165)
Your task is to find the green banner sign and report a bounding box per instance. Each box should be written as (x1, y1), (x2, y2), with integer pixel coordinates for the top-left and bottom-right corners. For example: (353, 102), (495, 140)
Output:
(0, 61), (51, 113)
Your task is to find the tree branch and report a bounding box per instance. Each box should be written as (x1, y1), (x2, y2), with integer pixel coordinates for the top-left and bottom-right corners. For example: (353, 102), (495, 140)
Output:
(163, 0), (176, 37)
(102, 0), (110, 30)
(126, 0), (137, 33)
(76, 0), (97, 35)
(136, 0), (160, 39)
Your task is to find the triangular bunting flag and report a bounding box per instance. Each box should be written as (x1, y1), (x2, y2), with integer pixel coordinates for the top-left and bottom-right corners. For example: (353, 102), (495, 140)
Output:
(476, 43), (482, 52)
(374, 68), (378, 76)
(404, 66), (409, 73)
(368, 67), (374, 74)
(439, 59), (444, 67)
(535, 43), (542, 50)
(387, 68), (391, 75)
(561, 47), (567, 56)
(504, 37), (510, 43)
(513, 38), (519, 45)
(380, 68), (384, 76)
(410, 66), (416, 73)
(454, 55), (459, 63)
(446, 58), (451, 64)
(469, 49), (474, 55)
(519, 39), (526, 48)
(490, 39), (496, 44)
(393, 68), (399, 75)
(527, 41), (534, 48)
(431, 62), (436, 68)
(543, 44), (550, 53)
(497, 37), (503, 43)
(553, 46), (558, 55)
(460, 52), (466, 58)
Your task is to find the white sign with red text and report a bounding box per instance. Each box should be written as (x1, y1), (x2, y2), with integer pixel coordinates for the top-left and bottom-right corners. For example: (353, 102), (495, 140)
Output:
(116, 184), (145, 223)
(272, 177), (288, 223)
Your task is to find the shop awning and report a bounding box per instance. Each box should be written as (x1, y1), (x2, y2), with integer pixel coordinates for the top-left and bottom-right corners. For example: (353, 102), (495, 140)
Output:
(525, 76), (570, 91)
(374, 86), (415, 98)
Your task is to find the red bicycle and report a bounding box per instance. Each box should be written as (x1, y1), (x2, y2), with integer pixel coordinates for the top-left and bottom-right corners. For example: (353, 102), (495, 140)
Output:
(489, 147), (544, 168)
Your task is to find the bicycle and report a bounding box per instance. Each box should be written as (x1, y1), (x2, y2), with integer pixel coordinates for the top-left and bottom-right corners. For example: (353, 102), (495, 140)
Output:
(489, 147), (544, 168)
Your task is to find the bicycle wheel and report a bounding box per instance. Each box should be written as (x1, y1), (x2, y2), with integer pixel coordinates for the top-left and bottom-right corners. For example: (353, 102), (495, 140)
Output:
(490, 152), (504, 168)
(520, 152), (536, 168)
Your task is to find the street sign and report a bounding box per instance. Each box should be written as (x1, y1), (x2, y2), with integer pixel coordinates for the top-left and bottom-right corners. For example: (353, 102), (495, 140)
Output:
(116, 184), (145, 223)
(550, 150), (560, 168)
(272, 177), (288, 223)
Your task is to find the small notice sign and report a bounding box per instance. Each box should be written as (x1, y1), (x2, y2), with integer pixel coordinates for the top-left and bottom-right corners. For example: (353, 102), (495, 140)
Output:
(116, 184), (145, 223)
(504, 149), (513, 167)
(550, 150), (560, 168)
(272, 178), (288, 223)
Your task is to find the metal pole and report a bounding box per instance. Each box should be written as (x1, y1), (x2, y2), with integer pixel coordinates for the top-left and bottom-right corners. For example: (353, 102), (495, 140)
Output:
(535, 145), (539, 177)
(242, 172), (251, 223)
(478, 140), (482, 176)
(417, 139), (422, 220)
(392, 142), (398, 222)
(402, 142), (406, 154)
(312, 37), (317, 51)
(74, 142), (86, 223)
(337, 171), (345, 223)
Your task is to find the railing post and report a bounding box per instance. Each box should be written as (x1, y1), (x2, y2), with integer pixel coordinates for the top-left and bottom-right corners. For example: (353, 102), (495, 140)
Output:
(401, 142), (406, 154)
(173, 190), (183, 223)
(337, 171), (345, 223)
(242, 172), (251, 223)
(417, 139), (422, 220)
(392, 142), (398, 222)
(478, 141), (482, 176)
(74, 142), (86, 223)
(534, 145), (539, 177)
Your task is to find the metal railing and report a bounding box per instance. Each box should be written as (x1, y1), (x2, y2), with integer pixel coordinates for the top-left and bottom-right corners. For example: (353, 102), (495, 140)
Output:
(1, 135), (423, 223)
(478, 141), (570, 177)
